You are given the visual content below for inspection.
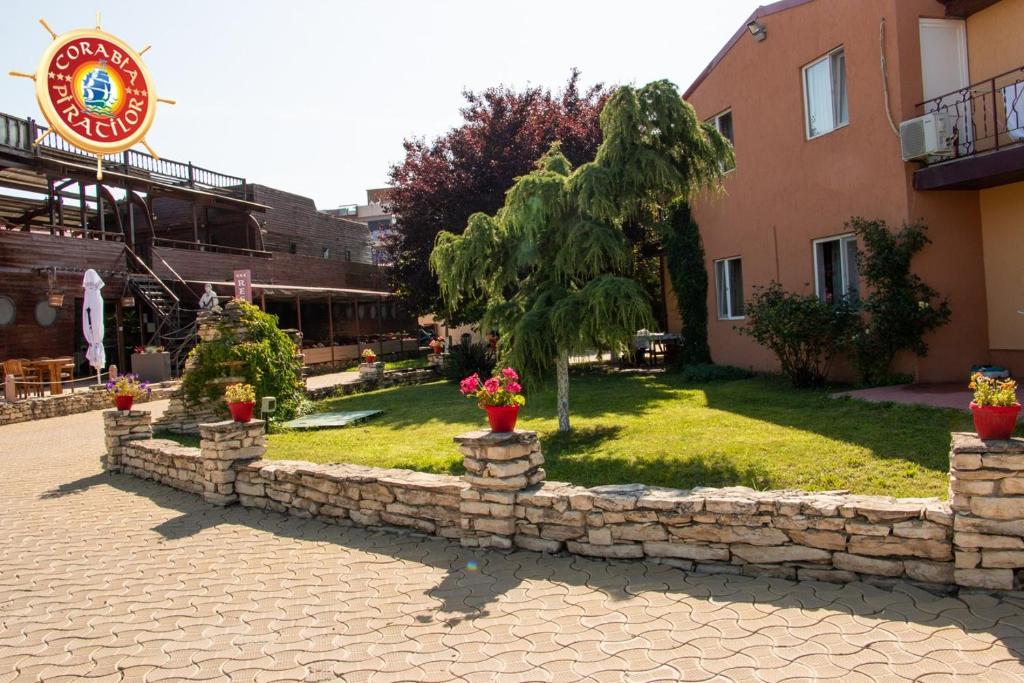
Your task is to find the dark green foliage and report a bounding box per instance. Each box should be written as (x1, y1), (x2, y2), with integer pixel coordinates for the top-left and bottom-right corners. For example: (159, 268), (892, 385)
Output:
(659, 200), (711, 365)
(739, 282), (857, 388)
(847, 218), (952, 386)
(182, 302), (305, 421)
(441, 340), (496, 383)
(675, 363), (753, 382)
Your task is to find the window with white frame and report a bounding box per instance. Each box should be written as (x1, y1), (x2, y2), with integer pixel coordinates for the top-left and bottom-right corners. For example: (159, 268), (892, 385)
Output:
(714, 257), (744, 320)
(711, 109), (735, 171)
(813, 234), (859, 305)
(803, 48), (848, 138)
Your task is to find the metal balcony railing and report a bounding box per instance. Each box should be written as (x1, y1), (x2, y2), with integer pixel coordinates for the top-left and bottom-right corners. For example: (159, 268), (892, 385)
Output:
(918, 64), (1024, 161)
(0, 111), (247, 197)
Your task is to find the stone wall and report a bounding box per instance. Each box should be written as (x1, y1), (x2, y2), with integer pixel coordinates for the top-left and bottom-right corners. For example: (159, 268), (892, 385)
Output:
(949, 433), (1024, 591)
(104, 413), (1024, 593)
(0, 383), (176, 427)
(304, 367), (440, 402)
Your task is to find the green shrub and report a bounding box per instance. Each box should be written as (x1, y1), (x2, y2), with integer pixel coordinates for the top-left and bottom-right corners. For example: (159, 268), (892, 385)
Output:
(738, 282), (856, 388)
(183, 301), (305, 421)
(442, 339), (496, 383)
(676, 363), (752, 382)
(659, 200), (712, 365)
(847, 218), (951, 386)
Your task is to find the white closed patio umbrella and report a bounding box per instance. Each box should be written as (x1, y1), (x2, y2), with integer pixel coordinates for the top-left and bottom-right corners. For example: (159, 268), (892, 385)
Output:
(82, 269), (106, 385)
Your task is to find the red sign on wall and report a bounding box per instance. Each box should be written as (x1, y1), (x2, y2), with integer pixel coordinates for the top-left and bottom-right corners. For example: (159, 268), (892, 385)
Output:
(233, 269), (252, 303)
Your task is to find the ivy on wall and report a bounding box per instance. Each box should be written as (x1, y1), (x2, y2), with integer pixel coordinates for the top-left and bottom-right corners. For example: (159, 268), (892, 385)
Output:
(660, 199), (711, 366)
(182, 301), (305, 421)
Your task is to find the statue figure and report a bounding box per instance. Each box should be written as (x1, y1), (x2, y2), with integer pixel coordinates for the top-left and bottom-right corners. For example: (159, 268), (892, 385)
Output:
(198, 283), (220, 311)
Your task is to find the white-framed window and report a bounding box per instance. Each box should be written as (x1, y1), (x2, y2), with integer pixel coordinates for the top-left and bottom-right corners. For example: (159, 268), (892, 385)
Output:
(711, 109), (735, 171)
(802, 47), (848, 139)
(714, 257), (745, 320)
(813, 234), (859, 304)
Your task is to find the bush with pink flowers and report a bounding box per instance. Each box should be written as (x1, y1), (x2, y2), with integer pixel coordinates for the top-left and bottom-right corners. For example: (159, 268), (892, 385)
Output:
(459, 367), (526, 408)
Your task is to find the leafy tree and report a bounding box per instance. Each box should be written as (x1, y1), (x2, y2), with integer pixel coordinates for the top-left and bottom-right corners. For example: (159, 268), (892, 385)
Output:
(385, 71), (610, 321)
(431, 80), (732, 431)
(739, 282), (856, 388)
(847, 218), (951, 386)
(659, 199), (711, 366)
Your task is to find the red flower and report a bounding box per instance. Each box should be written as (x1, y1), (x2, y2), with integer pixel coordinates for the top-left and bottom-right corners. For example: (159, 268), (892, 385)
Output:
(459, 374), (480, 395)
(506, 381), (522, 395)
(501, 367), (519, 381)
(483, 378), (500, 394)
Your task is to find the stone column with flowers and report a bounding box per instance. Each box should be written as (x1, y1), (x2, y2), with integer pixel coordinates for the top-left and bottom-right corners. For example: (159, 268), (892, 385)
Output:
(455, 367), (538, 549)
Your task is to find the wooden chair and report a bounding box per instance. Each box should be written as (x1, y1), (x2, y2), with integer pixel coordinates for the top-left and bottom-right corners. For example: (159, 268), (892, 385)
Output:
(3, 359), (39, 399)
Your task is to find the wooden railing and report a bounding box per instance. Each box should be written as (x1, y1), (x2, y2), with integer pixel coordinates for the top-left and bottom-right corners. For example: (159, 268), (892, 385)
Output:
(0, 111), (247, 197)
(152, 237), (272, 259)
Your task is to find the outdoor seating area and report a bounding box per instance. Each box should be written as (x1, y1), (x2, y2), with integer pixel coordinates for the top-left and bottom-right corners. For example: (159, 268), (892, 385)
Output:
(1, 356), (75, 398)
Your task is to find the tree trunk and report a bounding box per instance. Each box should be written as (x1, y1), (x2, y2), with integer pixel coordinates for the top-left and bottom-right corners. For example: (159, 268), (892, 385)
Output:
(556, 350), (570, 433)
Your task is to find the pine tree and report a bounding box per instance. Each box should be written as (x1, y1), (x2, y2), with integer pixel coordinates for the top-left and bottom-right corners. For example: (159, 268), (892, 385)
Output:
(431, 80), (732, 432)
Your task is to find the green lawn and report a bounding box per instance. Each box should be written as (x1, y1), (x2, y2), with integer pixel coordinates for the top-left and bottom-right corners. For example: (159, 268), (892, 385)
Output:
(260, 372), (973, 498)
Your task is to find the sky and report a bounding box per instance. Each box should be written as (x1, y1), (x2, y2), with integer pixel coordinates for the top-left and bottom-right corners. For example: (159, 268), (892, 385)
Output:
(2, 0), (764, 209)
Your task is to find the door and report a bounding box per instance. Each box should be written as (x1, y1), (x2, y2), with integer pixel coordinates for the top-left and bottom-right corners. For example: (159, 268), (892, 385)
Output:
(920, 18), (971, 154)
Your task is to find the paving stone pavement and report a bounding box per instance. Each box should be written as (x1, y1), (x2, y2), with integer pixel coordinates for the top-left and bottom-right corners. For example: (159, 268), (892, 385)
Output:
(3, 404), (1024, 682)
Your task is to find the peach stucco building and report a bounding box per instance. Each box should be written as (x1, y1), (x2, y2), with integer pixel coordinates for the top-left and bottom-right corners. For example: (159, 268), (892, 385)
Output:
(665, 0), (1024, 382)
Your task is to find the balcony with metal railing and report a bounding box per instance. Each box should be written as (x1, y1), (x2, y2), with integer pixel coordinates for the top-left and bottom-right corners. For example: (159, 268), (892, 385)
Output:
(914, 65), (1024, 190)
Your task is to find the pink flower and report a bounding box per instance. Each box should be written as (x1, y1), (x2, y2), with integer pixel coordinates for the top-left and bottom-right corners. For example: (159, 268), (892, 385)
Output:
(459, 374), (480, 395)
(483, 378), (500, 394)
(506, 381), (522, 395)
(501, 367), (519, 381)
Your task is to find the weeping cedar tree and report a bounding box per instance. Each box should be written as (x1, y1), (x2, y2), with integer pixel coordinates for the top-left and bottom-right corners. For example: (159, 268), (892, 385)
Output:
(431, 80), (733, 432)
(659, 200), (711, 366)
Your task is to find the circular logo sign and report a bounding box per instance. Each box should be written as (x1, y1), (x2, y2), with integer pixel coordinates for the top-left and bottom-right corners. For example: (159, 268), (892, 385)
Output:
(34, 28), (156, 155)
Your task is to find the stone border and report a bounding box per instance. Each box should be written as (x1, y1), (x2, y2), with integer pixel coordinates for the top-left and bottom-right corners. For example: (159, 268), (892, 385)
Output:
(104, 411), (1024, 593)
(304, 367), (440, 402)
(0, 382), (177, 427)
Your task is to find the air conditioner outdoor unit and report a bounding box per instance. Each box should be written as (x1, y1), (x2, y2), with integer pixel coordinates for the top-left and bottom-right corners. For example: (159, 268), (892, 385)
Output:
(900, 112), (956, 161)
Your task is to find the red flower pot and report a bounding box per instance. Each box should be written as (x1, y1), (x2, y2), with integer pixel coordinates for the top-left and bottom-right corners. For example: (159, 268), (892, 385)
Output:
(970, 402), (1021, 441)
(228, 401), (256, 423)
(114, 395), (134, 411)
(363, 356), (377, 364)
(485, 405), (520, 433)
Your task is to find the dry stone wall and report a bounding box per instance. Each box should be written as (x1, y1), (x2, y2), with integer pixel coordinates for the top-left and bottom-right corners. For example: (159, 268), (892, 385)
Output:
(0, 383), (176, 427)
(104, 412), (1024, 593)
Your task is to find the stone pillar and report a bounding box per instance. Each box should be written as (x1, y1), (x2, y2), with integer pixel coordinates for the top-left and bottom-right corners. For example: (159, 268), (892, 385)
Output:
(426, 353), (444, 368)
(456, 430), (545, 550)
(199, 419), (267, 506)
(950, 432), (1024, 591)
(358, 362), (384, 382)
(102, 409), (153, 472)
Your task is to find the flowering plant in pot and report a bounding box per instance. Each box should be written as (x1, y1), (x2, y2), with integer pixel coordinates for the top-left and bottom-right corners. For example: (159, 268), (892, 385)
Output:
(460, 367), (525, 432)
(360, 348), (378, 364)
(969, 372), (1020, 440)
(225, 382), (257, 423)
(428, 337), (444, 354)
(105, 374), (151, 411)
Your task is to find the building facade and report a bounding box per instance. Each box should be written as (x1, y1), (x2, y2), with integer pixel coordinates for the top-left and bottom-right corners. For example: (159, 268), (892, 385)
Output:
(0, 113), (414, 375)
(325, 187), (394, 265)
(665, 0), (1024, 382)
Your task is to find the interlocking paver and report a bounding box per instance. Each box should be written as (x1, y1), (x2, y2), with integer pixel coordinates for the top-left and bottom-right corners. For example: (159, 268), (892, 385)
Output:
(2, 402), (1024, 681)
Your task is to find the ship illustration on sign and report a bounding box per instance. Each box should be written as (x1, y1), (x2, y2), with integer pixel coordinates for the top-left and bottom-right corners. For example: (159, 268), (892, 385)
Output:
(80, 65), (118, 116)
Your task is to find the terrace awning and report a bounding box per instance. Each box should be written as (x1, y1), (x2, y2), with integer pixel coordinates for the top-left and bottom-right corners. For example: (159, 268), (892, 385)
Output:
(183, 279), (394, 298)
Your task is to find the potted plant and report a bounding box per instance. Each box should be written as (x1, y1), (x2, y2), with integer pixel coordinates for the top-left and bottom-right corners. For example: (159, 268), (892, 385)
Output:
(969, 372), (1020, 440)
(105, 374), (151, 412)
(460, 367), (525, 432)
(361, 348), (378, 364)
(429, 337), (444, 354)
(225, 382), (257, 423)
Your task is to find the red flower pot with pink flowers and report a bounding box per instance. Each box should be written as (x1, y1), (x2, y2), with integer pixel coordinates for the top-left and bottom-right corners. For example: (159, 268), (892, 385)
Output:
(459, 367), (526, 433)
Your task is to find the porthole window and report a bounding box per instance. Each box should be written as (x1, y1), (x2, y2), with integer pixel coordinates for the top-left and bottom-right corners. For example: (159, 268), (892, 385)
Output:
(34, 300), (58, 327)
(0, 296), (14, 326)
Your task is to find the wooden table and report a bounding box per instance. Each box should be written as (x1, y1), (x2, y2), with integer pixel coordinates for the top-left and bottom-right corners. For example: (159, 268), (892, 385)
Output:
(30, 357), (73, 396)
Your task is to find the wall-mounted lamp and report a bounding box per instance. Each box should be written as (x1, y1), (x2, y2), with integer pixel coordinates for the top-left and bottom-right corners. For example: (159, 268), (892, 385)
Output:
(747, 20), (767, 42)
